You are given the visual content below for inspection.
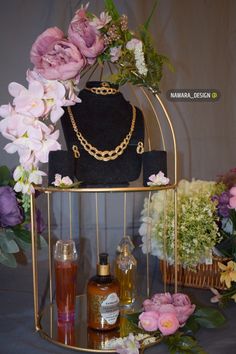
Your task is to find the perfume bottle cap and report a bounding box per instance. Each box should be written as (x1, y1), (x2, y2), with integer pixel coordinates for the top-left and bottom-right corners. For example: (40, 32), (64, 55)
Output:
(97, 252), (110, 276)
(117, 236), (134, 254)
(54, 240), (78, 261)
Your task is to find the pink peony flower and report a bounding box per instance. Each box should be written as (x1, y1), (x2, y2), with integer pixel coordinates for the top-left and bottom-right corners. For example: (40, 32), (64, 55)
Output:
(138, 311), (159, 332)
(142, 299), (159, 312)
(151, 292), (173, 305)
(68, 6), (104, 63)
(172, 293), (191, 307)
(157, 304), (177, 315)
(172, 293), (195, 325)
(158, 313), (179, 336)
(30, 27), (85, 81)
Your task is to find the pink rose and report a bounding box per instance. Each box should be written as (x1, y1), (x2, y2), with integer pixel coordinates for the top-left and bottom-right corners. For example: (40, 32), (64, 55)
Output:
(68, 7), (104, 63)
(30, 27), (86, 80)
(158, 313), (179, 336)
(139, 311), (159, 332)
(151, 292), (173, 305)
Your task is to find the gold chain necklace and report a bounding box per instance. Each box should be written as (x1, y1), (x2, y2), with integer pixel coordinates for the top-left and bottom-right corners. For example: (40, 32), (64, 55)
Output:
(67, 105), (136, 162)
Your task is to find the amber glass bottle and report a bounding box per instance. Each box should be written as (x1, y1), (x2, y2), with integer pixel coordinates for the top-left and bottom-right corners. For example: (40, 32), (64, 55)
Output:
(87, 253), (120, 331)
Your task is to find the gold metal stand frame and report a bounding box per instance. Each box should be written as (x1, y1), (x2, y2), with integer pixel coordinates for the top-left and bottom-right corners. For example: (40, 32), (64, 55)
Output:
(30, 91), (178, 352)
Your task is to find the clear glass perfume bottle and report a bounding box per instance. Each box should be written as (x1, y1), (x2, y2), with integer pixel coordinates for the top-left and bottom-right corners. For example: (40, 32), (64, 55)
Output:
(115, 236), (137, 307)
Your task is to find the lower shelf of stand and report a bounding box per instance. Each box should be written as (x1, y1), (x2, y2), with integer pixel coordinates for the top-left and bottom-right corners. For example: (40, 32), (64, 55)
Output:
(38, 294), (162, 353)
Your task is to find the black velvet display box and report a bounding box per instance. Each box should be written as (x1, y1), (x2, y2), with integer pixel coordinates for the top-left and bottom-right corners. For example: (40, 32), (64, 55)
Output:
(49, 82), (145, 187)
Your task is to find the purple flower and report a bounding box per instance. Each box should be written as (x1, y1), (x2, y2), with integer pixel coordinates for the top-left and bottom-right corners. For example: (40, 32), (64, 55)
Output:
(0, 186), (23, 227)
(219, 191), (230, 205)
(218, 204), (230, 218)
(24, 209), (45, 234)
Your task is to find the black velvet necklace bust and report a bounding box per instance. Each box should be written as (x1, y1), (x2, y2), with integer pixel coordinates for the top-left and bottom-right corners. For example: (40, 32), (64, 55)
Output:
(51, 81), (145, 186)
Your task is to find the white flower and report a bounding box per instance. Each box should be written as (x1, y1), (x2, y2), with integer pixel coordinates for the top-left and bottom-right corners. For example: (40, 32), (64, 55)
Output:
(147, 171), (170, 186)
(126, 39), (148, 77)
(13, 166), (46, 195)
(52, 174), (73, 187)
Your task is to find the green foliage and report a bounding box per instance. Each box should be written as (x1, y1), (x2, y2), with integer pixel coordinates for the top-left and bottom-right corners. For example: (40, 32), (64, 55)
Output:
(164, 332), (207, 354)
(0, 165), (47, 268)
(143, 0), (159, 30)
(0, 165), (13, 186)
(104, 0), (120, 21)
(192, 307), (226, 328)
(138, 25), (173, 92)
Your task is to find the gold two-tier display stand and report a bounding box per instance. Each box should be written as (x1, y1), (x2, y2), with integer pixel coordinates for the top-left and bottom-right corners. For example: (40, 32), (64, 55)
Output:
(30, 87), (178, 353)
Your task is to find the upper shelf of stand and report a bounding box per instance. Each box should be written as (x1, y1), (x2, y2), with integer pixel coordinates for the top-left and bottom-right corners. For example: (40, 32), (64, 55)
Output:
(34, 183), (177, 194)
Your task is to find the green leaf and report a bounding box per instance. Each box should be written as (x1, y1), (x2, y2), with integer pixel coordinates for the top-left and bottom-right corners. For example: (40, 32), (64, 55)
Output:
(0, 231), (19, 253)
(164, 332), (207, 354)
(11, 225), (32, 243)
(193, 307), (226, 328)
(143, 0), (159, 30)
(0, 249), (17, 267)
(14, 236), (31, 251)
(0, 165), (11, 186)
(104, 0), (120, 20)
(182, 316), (200, 335)
(38, 235), (48, 249)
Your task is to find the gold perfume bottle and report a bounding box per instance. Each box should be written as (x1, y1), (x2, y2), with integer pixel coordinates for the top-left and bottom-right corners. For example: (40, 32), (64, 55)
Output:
(115, 236), (137, 307)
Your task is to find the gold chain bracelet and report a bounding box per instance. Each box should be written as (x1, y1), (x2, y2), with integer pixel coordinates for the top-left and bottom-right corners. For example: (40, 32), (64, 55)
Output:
(67, 105), (136, 162)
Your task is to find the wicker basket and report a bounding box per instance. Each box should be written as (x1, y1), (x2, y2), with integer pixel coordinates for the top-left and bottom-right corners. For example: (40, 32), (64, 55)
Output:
(159, 256), (230, 290)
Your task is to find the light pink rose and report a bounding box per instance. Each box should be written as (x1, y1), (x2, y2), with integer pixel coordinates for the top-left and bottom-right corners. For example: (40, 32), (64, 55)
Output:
(158, 313), (179, 336)
(138, 311), (159, 332)
(30, 27), (86, 80)
(68, 7), (104, 63)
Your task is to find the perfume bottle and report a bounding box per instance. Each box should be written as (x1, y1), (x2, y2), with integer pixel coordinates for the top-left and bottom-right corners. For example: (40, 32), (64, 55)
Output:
(54, 240), (78, 322)
(87, 253), (120, 331)
(115, 236), (137, 307)
(57, 320), (75, 346)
